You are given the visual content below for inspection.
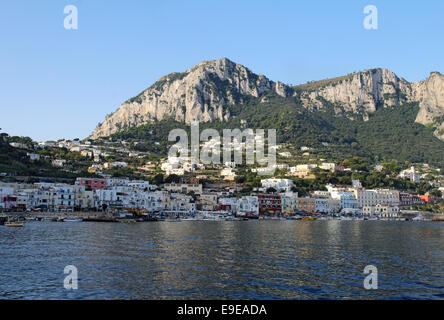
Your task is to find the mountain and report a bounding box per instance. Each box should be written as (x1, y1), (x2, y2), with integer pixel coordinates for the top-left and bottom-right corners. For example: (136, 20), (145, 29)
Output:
(91, 58), (444, 141)
(91, 58), (290, 138)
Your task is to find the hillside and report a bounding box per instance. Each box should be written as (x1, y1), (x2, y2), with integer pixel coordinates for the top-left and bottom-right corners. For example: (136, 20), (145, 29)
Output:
(109, 95), (444, 168)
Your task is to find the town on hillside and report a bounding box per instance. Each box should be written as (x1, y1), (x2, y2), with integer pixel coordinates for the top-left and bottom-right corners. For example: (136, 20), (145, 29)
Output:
(2, 133), (444, 222)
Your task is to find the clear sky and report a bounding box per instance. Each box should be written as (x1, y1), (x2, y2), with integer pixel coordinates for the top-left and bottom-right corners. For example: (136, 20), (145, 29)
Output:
(1, 0), (443, 141)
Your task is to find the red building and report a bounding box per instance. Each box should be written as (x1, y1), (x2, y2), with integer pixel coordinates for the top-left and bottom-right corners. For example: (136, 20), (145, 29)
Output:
(76, 178), (107, 190)
(257, 194), (282, 215)
(399, 192), (425, 206)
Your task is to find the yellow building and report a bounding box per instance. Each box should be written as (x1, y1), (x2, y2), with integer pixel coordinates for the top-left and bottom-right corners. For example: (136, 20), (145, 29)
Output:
(297, 198), (316, 212)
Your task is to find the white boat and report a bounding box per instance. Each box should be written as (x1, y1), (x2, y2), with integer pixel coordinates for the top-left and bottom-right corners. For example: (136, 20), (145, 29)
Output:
(64, 218), (83, 222)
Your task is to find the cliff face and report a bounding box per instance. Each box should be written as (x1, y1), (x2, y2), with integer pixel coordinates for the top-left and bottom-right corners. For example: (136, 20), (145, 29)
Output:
(91, 58), (289, 138)
(91, 58), (444, 140)
(296, 68), (412, 116)
(414, 72), (444, 119)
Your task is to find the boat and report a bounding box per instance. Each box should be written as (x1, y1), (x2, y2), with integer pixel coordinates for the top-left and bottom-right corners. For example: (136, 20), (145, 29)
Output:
(301, 217), (317, 221)
(5, 221), (24, 227)
(64, 218), (83, 222)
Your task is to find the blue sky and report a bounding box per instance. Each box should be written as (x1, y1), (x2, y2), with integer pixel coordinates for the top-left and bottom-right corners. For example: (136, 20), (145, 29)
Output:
(1, 0), (443, 141)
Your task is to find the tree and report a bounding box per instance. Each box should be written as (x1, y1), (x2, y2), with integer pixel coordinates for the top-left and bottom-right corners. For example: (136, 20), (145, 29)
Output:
(153, 173), (164, 185)
(165, 174), (180, 183)
(266, 187), (277, 194)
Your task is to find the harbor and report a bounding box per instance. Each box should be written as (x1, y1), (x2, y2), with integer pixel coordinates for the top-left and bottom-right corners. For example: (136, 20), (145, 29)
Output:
(2, 209), (443, 226)
(1, 218), (443, 300)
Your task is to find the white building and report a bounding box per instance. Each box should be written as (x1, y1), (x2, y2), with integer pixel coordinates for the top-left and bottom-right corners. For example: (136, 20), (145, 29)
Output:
(399, 166), (420, 183)
(237, 196), (259, 216)
(52, 159), (67, 167)
(261, 179), (294, 192)
(164, 183), (203, 195)
(363, 204), (400, 218)
(353, 189), (400, 208)
(27, 153), (40, 161)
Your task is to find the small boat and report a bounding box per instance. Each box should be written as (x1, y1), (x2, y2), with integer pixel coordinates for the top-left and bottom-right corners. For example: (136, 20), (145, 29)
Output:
(5, 221), (24, 227)
(302, 217), (317, 221)
(64, 218), (83, 222)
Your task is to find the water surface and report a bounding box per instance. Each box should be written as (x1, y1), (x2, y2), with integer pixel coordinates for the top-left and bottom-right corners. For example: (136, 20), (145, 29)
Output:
(0, 220), (443, 299)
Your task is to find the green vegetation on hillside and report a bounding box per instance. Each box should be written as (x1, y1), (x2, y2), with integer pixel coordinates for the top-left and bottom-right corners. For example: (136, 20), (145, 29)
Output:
(109, 96), (444, 168)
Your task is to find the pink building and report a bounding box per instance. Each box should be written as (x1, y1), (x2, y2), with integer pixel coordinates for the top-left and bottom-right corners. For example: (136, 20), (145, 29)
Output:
(0, 194), (17, 209)
(76, 178), (107, 190)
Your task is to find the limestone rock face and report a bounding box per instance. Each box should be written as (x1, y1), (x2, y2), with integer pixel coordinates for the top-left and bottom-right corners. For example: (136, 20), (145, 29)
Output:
(91, 58), (288, 139)
(413, 72), (444, 125)
(90, 58), (444, 141)
(297, 68), (412, 115)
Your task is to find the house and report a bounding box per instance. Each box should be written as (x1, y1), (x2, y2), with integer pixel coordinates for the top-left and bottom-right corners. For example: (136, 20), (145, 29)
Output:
(75, 178), (107, 190)
(52, 159), (67, 167)
(398, 166), (420, 183)
(221, 168), (236, 181)
(104, 161), (128, 169)
(261, 179), (294, 192)
(164, 183), (203, 195)
(199, 194), (218, 211)
(319, 163), (337, 172)
(27, 153), (40, 161)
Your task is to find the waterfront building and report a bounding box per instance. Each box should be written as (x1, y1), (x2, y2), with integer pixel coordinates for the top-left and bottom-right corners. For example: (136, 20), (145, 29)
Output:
(49, 185), (75, 211)
(167, 193), (196, 212)
(199, 194), (218, 211)
(315, 198), (329, 213)
(327, 185), (359, 209)
(74, 186), (96, 210)
(297, 198), (316, 213)
(258, 194), (282, 215)
(399, 192), (425, 206)
(353, 189), (400, 208)
(218, 197), (238, 212)
(0, 186), (16, 209)
(281, 193), (298, 214)
(237, 196), (259, 216)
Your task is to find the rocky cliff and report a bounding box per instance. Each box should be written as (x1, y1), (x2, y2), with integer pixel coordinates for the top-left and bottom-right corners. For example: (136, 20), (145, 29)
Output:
(295, 68), (412, 116)
(91, 58), (289, 138)
(91, 58), (444, 140)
